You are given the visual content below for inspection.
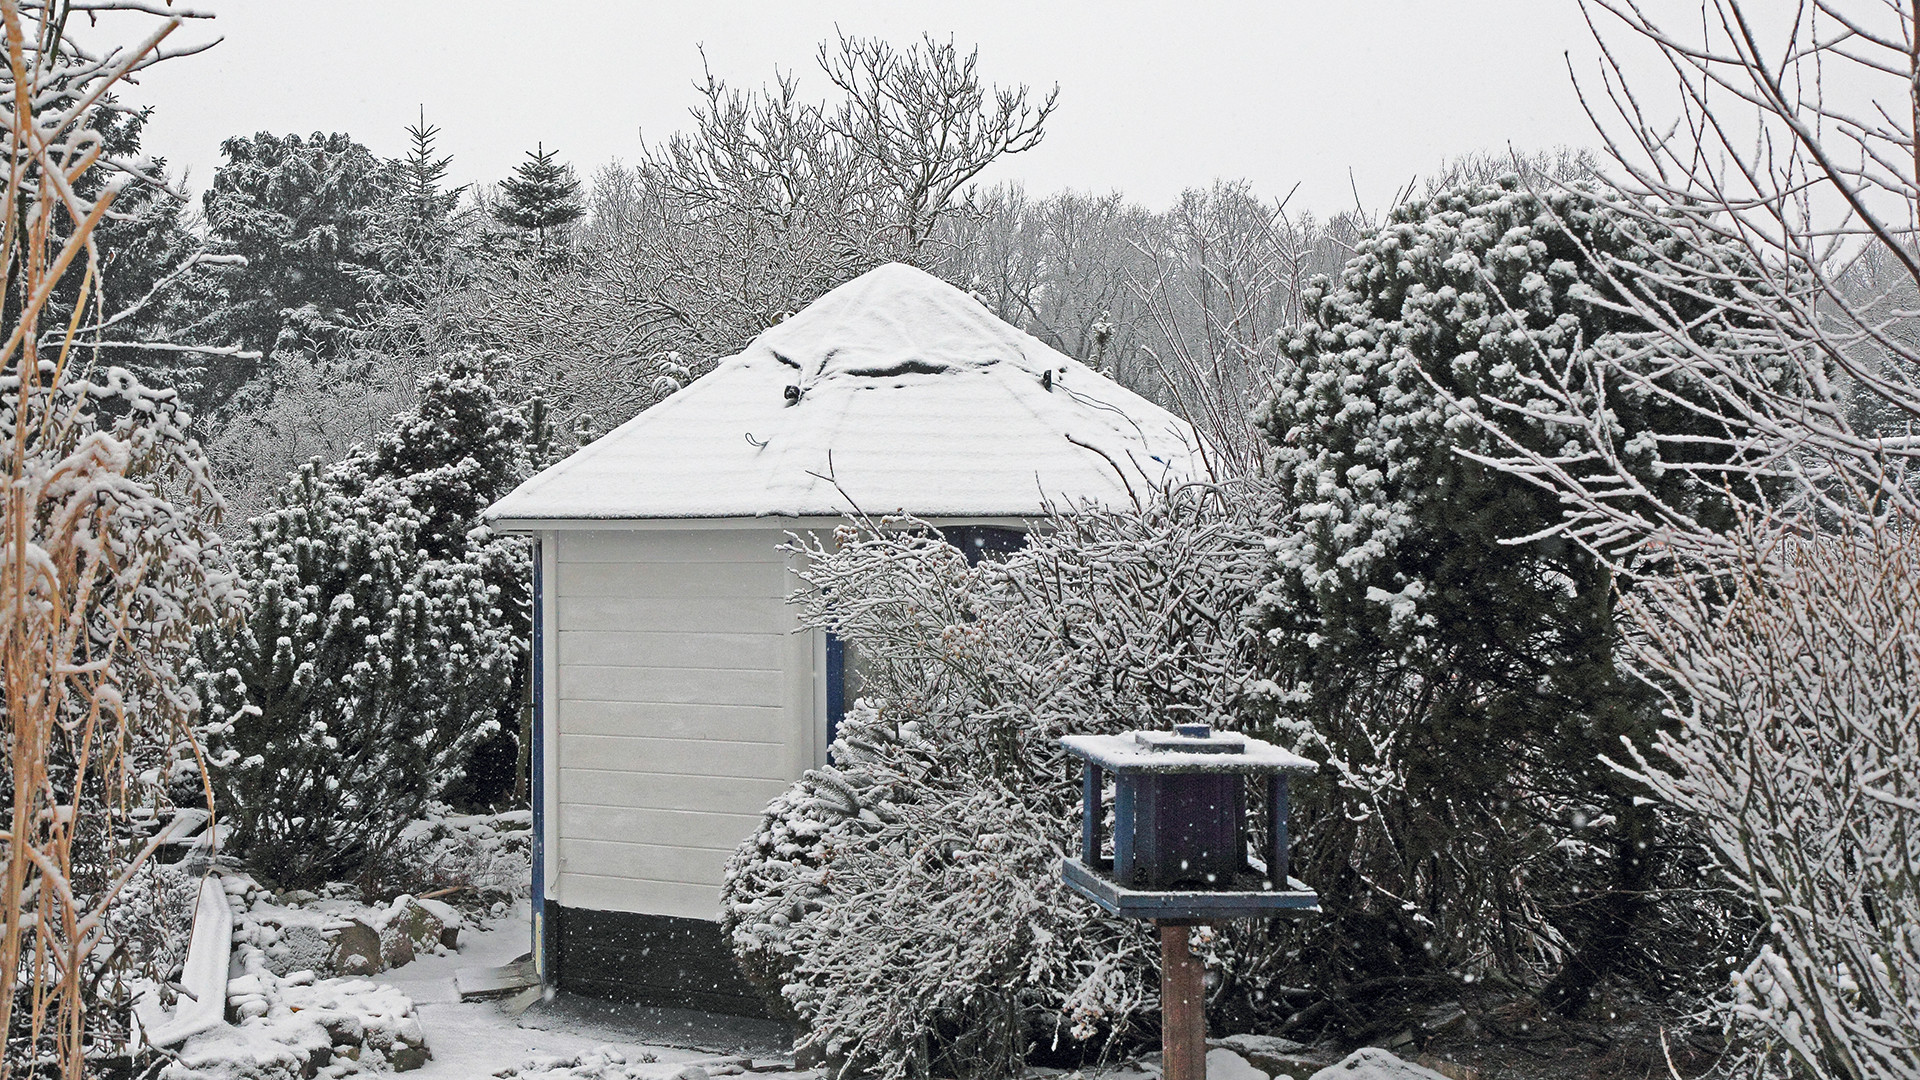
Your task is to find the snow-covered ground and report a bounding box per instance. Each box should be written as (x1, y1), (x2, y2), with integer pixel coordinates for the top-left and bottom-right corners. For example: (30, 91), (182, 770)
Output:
(379, 903), (743, 1079)
(160, 886), (1449, 1080)
(159, 892), (774, 1080)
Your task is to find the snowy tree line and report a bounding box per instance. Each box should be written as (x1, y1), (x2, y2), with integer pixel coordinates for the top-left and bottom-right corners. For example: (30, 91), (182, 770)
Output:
(35, 27), (1387, 900)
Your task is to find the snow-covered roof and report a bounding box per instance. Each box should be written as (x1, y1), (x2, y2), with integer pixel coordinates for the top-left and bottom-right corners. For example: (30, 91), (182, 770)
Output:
(486, 263), (1207, 525)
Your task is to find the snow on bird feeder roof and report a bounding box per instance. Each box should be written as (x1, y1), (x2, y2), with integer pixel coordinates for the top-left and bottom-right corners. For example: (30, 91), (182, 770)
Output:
(1061, 725), (1318, 775)
(1063, 724), (1318, 1080)
(485, 263), (1207, 525)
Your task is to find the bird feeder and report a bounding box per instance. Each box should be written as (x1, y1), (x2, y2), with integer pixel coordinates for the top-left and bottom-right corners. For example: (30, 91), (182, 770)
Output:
(1061, 721), (1318, 918)
(1060, 722), (1318, 1080)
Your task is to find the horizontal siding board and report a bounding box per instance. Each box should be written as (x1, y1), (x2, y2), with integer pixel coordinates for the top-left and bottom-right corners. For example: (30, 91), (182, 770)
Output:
(563, 665), (784, 708)
(559, 735), (802, 779)
(549, 524), (815, 945)
(558, 700), (785, 743)
(559, 837), (731, 889)
(558, 630), (785, 670)
(559, 872), (725, 922)
(559, 804), (764, 849)
(558, 595), (792, 635)
(558, 559), (792, 600)
(560, 530), (791, 565)
(562, 769), (789, 816)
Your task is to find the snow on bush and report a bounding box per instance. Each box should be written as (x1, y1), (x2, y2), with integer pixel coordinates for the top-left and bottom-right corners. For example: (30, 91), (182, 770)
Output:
(1, 361), (245, 1064)
(197, 355), (533, 888)
(1611, 523), (1920, 1080)
(723, 484), (1314, 1080)
(387, 805), (533, 902)
(105, 860), (206, 1002)
(1249, 176), (1790, 1007)
(1386, 11), (1920, 1061)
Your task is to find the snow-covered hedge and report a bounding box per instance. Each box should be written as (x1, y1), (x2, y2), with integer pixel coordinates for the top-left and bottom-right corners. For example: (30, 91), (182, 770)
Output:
(722, 485), (1315, 1080)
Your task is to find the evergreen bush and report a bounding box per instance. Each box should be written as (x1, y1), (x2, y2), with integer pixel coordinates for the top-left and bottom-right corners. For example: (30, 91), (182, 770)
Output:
(198, 354), (533, 888)
(1253, 177), (1794, 1013)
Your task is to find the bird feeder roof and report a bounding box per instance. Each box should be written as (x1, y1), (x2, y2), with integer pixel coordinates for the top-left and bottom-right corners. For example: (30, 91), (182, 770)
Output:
(1060, 730), (1317, 774)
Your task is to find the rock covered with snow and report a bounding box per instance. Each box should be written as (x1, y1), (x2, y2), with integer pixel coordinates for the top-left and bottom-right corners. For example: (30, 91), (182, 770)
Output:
(489, 1046), (761, 1080)
(162, 1018), (333, 1080)
(1306, 1048), (1451, 1080)
(1207, 1047), (1272, 1080)
(226, 873), (469, 979)
(161, 961), (429, 1078)
(157, 874), (434, 1077)
(487, 262), (1206, 524)
(1210, 1035), (1319, 1079)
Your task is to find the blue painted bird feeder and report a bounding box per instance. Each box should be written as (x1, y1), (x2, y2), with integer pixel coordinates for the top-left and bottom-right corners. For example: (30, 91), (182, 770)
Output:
(1060, 722), (1319, 920)
(1063, 722), (1318, 1080)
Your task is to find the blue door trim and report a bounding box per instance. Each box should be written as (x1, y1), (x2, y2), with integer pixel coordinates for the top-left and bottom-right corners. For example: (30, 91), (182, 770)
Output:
(825, 631), (845, 759)
(530, 537), (548, 984)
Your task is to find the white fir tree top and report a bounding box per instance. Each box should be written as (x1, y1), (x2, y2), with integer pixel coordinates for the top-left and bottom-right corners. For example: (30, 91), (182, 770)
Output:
(487, 263), (1206, 523)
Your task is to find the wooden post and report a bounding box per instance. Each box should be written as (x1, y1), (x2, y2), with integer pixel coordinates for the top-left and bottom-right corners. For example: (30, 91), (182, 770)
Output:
(1158, 921), (1206, 1080)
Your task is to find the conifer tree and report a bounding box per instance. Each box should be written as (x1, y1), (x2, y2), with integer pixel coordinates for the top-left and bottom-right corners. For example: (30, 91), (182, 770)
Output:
(200, 353), (533, 887)
(196, 131), (401, 367)
(493, 143), (584, 257)
(1254, 177), (1799, 1014)
(386, 109), (465, 275)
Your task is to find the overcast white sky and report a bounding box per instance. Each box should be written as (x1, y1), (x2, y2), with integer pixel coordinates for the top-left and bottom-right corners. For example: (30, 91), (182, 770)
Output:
(118, 1), (1652, 215)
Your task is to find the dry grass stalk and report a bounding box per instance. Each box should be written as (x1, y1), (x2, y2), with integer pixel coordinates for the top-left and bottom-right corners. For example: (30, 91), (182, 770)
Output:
(0, 3), (229, 1076)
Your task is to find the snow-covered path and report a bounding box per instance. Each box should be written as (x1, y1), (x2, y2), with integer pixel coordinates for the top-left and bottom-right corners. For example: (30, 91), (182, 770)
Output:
(380, 903), (718, 1079)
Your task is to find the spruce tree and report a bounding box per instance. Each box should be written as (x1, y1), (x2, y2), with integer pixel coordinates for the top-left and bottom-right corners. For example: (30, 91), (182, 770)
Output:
(492, 143), (584, 257)
(386, 109), (465, 275)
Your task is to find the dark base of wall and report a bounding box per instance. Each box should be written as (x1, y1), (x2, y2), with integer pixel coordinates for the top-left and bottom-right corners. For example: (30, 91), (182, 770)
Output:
(550, 903), (773, 1019)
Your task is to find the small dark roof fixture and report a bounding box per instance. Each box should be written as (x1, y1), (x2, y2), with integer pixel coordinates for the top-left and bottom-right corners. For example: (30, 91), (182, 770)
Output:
(783, 384), (801, 406)
(1041, 369), (1053, 391)
(1060, 722), (1319, 920)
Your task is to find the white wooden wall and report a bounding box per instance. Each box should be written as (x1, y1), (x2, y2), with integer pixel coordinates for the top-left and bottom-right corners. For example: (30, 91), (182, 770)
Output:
(550, 528), (814, 921)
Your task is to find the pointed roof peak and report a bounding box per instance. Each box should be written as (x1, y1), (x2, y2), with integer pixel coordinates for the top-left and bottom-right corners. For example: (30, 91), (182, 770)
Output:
(747, 262), (1040, 383)
(486, 262), (1208, 524)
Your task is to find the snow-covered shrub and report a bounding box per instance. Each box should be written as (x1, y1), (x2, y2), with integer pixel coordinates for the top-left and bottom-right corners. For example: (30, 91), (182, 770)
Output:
(1, 361), (244, 1048)
(1389, 9), (1920, 1071)
(723, 484), (1312, 1080)
(1251, 177), (1791, 1012)
(1, 367), (243, 1067)
(0, 12), (248, 1072)
(198, 355), (533, 888)
(102, 861), (203, 993)
(1612, 522), (1920, 1080)
(381, 805), (533, 904)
